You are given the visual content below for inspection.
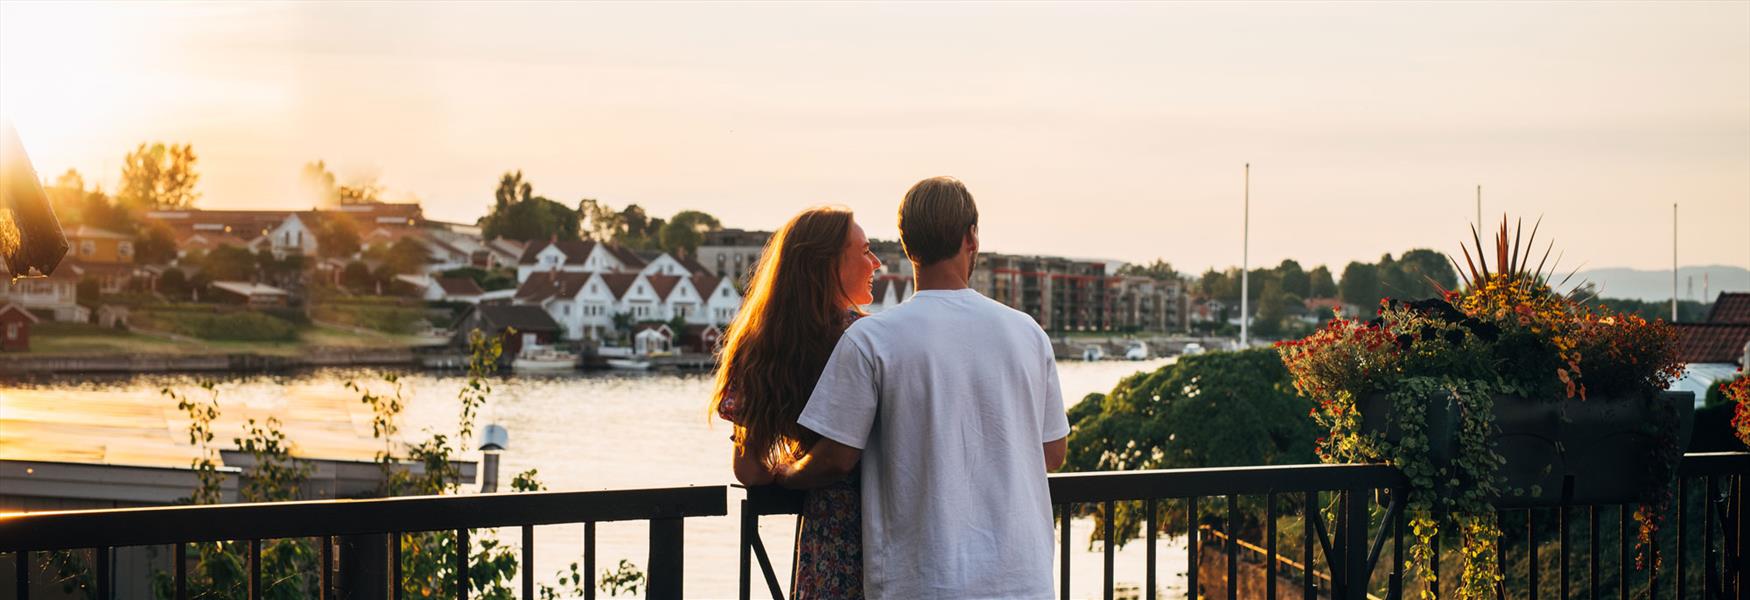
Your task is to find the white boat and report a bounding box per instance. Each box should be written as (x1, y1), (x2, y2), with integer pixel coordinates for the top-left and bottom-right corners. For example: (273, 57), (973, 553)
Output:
(1181, 342), (1206, 356)
(512, 347), (578, 371)
(606, 358), (653, 371)
(1080, 345), (1105, 361)
(1124, 342), (1150, 361)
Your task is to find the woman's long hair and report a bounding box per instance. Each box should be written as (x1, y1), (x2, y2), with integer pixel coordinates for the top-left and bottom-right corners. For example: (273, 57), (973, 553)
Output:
(711, 206), (861, 467)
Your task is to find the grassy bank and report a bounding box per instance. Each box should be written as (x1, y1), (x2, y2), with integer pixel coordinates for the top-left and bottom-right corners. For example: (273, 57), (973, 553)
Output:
(26, 322), (422, 356)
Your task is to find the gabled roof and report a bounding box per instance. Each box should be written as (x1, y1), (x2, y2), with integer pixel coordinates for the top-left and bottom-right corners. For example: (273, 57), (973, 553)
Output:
(1707, 293), (1750, 325)
(68, 225), (133, 241)
(436, 277), (486, 296)
(601, 273), (640, 299)
(604, 245), (648, 269)
(675, 254), (712, 276)
(516, 239), (600, 265)
(0, 302), (41, 323)
(514, 271), (594, 303)
(691, 274), (723, 298)
(1672, 323), (1750, 365)
(472, 305), (561, 333)
(646, 274), (683, 301)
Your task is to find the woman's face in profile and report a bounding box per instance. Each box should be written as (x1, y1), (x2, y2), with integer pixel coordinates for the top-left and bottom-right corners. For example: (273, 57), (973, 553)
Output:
(838, 219), (881, 307)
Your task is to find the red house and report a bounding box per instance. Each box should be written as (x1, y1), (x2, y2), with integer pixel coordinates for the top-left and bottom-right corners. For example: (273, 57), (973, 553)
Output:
(0, 303), (40, 352)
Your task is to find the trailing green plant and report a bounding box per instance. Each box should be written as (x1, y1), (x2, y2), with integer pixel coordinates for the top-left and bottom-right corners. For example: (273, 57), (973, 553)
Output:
(1276, 217), (1687, 600)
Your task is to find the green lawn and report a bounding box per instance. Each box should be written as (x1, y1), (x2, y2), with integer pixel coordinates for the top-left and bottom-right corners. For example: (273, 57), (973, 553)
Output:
(27, 322), (422, 356)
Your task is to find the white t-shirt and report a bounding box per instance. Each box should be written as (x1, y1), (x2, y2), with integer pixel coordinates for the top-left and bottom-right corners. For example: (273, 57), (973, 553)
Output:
(799, 288), (1070, 600)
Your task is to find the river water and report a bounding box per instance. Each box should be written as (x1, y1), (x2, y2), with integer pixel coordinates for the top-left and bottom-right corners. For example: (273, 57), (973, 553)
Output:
(9, 359), (1189, 599)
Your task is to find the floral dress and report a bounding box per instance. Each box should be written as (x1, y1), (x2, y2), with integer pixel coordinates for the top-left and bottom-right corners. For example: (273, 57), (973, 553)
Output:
(718, 313), (864, 599)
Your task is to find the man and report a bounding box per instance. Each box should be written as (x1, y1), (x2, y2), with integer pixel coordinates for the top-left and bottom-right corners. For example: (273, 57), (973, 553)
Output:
(776, 176), (1069, 599)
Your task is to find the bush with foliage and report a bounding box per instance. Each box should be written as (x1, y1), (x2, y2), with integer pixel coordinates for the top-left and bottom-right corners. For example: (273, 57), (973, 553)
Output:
(1724, 375), (1750, 447)
(136, 309), (300, 341)
(1276, 218), (1685, 599)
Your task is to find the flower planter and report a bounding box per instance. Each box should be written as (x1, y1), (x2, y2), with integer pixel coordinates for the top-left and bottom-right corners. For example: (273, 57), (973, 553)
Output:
(1358, 390), (1693, 508)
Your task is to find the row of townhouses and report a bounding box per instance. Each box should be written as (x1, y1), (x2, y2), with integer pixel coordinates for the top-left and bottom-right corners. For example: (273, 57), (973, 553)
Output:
(509, 239), (743, 341)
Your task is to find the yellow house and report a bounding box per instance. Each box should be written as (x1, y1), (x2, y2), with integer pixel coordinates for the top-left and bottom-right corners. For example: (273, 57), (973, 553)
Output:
(67, 225), (136, 264)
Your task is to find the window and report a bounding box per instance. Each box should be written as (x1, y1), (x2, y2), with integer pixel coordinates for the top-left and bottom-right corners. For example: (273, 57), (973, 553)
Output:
(118, 242), (134, 258)
(80, 240), (95, 256)
(5, 323), (15, 340)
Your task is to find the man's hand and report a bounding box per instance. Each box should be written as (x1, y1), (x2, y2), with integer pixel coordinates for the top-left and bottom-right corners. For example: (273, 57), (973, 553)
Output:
(774, 437), (862, 490)
(1044, 437), (1067, 472)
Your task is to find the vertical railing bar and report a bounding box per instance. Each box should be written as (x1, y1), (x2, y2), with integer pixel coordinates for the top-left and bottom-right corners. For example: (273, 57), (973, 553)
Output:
(96, 546), (110, 600)
(1188, 496), (1200, 600)
(1620, 505), (1630, 600)
(1336, 491), (1348, 597)
(175, 542), (188, 600)
(1061, 504), (1072, 600)
(15, 550), (27, 600)
(1267, 492), (1278, 600)
(1528, 510), (1539, 600)
(457, 528), (470, 600)
(391, 532), (404, 600)
(248, 540), (260, 600)
(1227, 494), (1238, 600)
(1589, 505), (1599, 600)
(1678, 480), (1687, 600)
(1103, 500), (1116, 600)
(1494, 523), (1505, 600)
(1560, 506), (1570, 600)
(1733, 475), (1747, 600)
(1304, 491), (1315, 600)
(1392, 490), (1404, 600)
(746, 527), (785, 600)
(1432, 525), (1442, 600)
(522, 525), (534, 600)
(319, 537), (332, 600)
(1342, 488), (1369, 600)
(740, 500), (753, 600)
(1147, 499), (1158, 600)
(1706, 476), (1719, 600)
(584, 521), (597, 600)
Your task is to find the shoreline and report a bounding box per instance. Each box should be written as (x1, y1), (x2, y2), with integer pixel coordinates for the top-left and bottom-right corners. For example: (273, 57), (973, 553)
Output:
(0, 346), (421, 375)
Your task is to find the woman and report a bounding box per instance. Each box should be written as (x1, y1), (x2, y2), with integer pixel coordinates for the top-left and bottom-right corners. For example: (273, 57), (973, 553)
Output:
(711, 206), (882, 599)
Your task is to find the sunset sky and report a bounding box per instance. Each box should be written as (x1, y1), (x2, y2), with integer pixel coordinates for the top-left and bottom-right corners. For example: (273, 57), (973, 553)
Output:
(2, 1), (1746, 276)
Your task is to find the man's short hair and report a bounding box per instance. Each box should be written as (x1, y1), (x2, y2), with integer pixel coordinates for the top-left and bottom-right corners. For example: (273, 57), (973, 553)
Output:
(898, 176), (978, 267)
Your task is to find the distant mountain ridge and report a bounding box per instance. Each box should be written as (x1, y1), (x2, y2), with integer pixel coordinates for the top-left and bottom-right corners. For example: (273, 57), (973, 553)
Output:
(1575, 266), (1750, 303)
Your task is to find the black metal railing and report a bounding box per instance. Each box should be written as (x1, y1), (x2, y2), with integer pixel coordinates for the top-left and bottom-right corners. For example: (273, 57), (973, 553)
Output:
(0, 485), (726, 600)
(739, 452), (1750, 600)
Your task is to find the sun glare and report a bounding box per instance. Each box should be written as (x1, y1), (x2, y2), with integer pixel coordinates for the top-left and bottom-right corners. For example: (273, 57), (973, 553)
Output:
(0, 2), (159, 143)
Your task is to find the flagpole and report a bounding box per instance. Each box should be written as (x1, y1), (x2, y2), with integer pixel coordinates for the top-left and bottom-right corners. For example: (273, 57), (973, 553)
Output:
(1672, 203), (1679, 321)
(1241, 163), (1250, 348)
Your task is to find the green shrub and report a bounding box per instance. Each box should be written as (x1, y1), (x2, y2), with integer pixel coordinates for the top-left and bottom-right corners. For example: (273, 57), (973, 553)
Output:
(137, 310), (299, 341)
(311, 304), (426, 335)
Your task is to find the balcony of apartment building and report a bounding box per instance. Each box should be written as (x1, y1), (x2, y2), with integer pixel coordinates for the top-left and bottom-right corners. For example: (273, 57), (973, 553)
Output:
(4, 454), (1746, 600)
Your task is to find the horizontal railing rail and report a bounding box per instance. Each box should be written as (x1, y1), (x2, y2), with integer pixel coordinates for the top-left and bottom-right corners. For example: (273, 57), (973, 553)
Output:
(740, 452), (1750, 600)
(2, 485), (727, 600)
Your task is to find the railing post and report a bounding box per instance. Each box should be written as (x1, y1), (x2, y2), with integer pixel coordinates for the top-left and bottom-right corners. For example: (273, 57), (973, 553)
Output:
(646, 517), (684, 600)
(338, 533), (389, 600)
(14, 550), (27, 600)
(1342, 488), (1369, 600)
(739, 500), (753, 600)
(1736, 476), (1748, 599)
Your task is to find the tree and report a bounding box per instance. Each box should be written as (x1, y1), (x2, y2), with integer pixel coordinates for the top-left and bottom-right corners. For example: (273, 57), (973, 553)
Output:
(202, 246), (259, 282)
(1308, 265), (1338, 298)
(118, 142), (200, 211)
(1276, 259), (1309, 297)
(658, 210), (722, 256)
(1253, 279), (1287, 338)
(577, 198), (621, 241)
(303, 161), (382, 207)
(158, 268), (190, 300)
(478, 171), (582, 242)
(135, 221), (180, 265)
(1338, 261), (1382, 312)
(385, 238), (431, 275)
(1384, 248), (1457, 299)
(315, 215), (362, 259)
(341, 261), (374, 291)
(1118, 259), (1180, 281)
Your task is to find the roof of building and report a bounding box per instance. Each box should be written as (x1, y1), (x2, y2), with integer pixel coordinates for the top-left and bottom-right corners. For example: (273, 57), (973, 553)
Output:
(472, 305), (561, 333)
(702, 228), (773, 247)
(604, 245), (647, 269)
(691, 273), (723, 297)
(646, 274), (682, 300)
(1672, 323), (1750, 365)
(0, 302), (41, 323)
(209, 281), (290, 297)
(68, 225), (134, 241)
(1707, 293), (1750, 325)
(436, 277), (486, 296)
(514, 271), (594, 303)
(601, 273), (640, 299)
(516, 239), (594, 265)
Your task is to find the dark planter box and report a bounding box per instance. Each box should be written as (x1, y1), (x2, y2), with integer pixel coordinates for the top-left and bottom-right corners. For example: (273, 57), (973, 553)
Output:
(1358, 390), (1694, 508)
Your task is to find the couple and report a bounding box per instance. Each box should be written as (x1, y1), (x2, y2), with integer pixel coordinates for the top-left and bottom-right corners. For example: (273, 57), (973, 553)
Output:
(712, 176), (1069, 600)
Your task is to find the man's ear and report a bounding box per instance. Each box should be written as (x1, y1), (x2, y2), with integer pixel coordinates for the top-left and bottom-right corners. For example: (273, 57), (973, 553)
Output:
(963, 224), (979, 257)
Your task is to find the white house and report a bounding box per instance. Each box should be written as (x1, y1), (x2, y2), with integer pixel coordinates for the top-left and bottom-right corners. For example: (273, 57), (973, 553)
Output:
(515, 271), (616, 341)
(693, 274), (741, 326)
(640, 253), (698, 278)
(0, 264), (86, 322)
(268, 213), (319, 258)
(515, 240), (647, 283)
